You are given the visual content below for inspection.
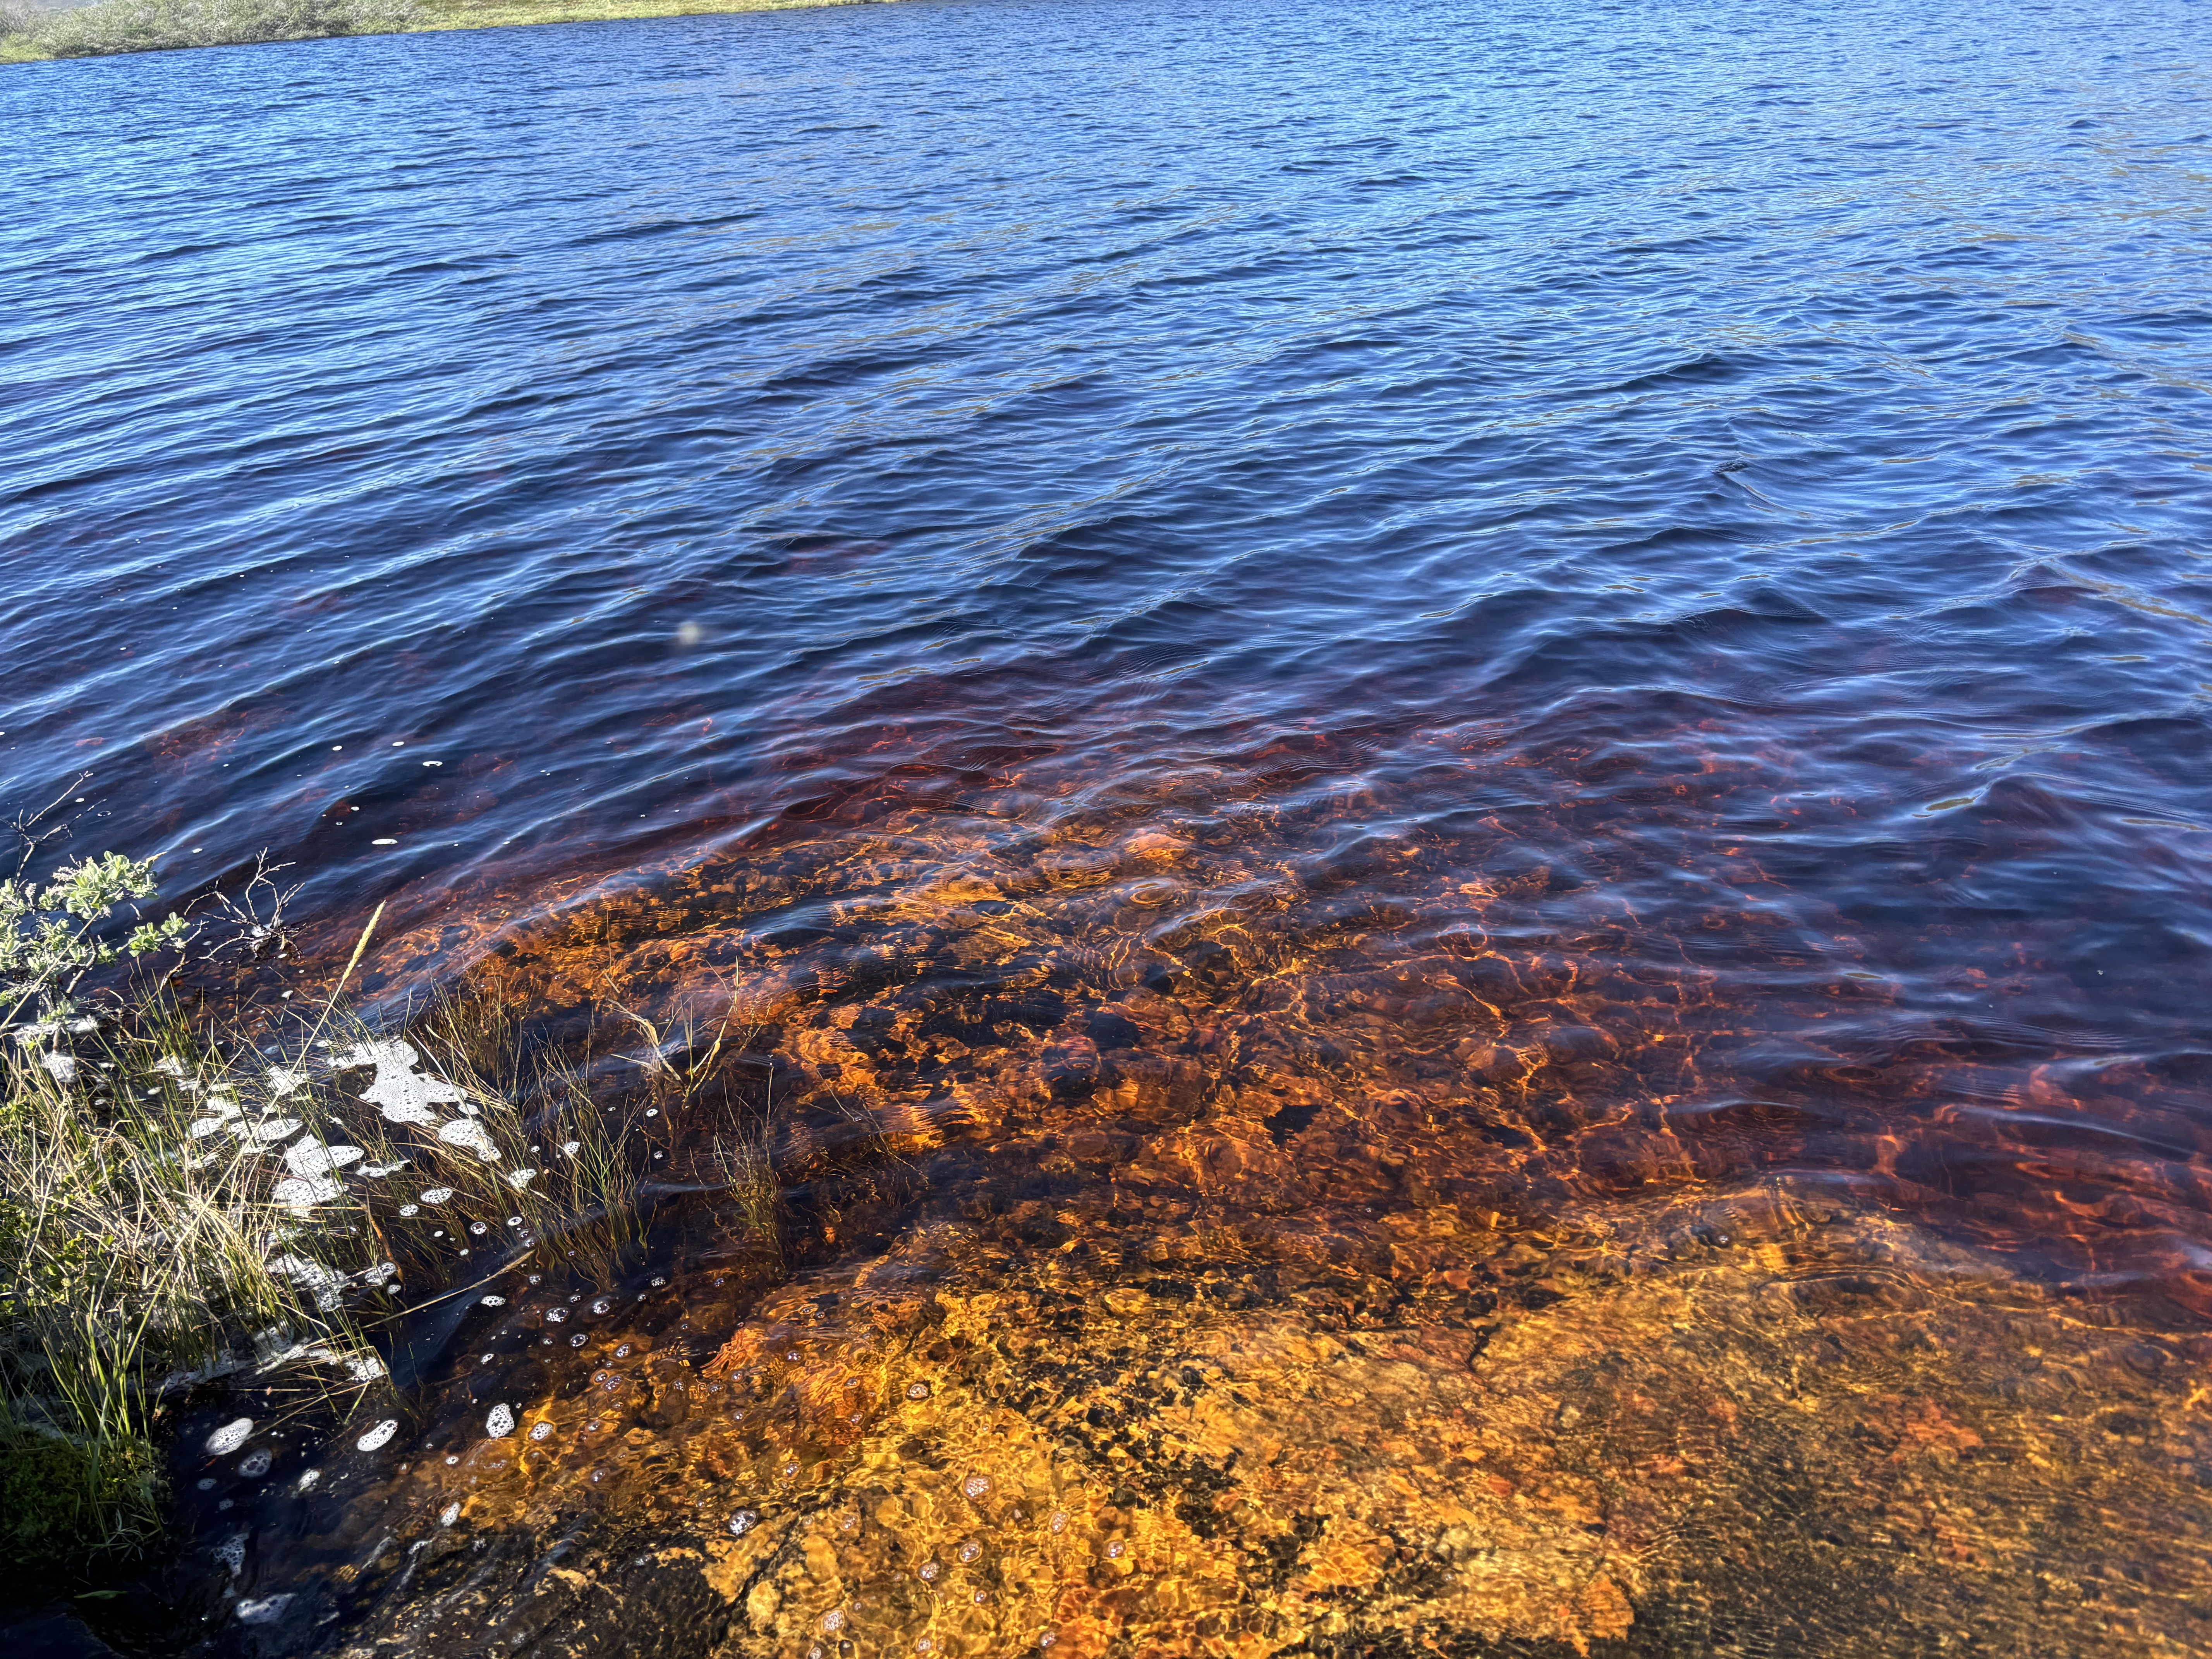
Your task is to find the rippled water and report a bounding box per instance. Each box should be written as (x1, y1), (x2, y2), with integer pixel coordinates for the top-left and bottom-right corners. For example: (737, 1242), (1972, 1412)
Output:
(7, 0), (2212, 1650)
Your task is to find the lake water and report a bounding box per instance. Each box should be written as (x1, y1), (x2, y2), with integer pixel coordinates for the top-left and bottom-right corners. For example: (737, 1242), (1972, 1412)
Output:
(5, 0), (2212, 1650)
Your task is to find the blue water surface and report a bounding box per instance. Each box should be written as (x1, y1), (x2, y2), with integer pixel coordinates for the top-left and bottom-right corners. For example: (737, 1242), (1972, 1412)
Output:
(4, 0), (2212, 1216)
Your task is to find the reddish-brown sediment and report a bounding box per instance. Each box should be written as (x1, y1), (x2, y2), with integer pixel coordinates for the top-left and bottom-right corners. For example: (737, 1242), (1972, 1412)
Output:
(228, 748), (2212, 1657)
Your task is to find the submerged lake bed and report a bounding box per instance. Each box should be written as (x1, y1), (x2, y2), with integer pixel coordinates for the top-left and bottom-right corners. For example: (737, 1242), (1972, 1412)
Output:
(5, 0), (2212, 1650)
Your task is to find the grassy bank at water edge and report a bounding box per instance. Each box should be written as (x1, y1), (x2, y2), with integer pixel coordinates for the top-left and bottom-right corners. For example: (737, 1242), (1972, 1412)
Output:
(0, 799), (782, 1571)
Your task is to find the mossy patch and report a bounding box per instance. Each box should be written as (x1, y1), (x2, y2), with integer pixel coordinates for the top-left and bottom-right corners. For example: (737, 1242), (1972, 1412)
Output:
(0, 1418), (161, 1568)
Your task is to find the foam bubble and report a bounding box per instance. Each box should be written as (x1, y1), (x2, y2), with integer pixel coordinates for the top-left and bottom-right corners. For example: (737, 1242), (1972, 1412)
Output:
(357, 1420), (398, 1452)
(343, 1042), (466, 1131)
(437, 1118), (498, 1160)
(236, 1594), (293, 1625)
(486, 1403), (515, 1438)
(206, 1418), (253, 1456)
(284, 1140), (362, 1178)
(272, 1175), (345, 1209)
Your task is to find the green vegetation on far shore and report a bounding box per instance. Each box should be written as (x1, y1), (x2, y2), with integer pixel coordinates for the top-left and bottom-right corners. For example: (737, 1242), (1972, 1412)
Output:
(0, 0), (882, 62)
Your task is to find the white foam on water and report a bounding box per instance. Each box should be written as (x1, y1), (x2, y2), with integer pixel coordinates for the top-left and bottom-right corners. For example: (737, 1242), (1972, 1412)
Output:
(284, 1139), (362, 1178)
(505, 1167), (537, 1190)
(485, 1403), (515, 1438)
(352, 1041), (465, 1125)
(206, 1417), (253, 1455)
(295, 1468), (320, 1491)
(237, 1594), (293, 1625)
(419, 1187), (454, 1204)
(266, 1252), (345, 1307)
(356, 1419), (399, 1452)
(437, 1118), (498, 1160)
(272, 1175), (345, 1210)
(335, 1040), (413, 1071)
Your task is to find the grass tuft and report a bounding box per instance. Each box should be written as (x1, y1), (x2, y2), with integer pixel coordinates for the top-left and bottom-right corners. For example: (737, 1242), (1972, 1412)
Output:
(0, 832), (797, 1570)
(0, 993), (388, 1569)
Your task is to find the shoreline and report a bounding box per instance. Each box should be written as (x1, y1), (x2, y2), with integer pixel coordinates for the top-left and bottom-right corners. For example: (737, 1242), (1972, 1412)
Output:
(0, 0), (890, 63)
(405, 0), (888, 38)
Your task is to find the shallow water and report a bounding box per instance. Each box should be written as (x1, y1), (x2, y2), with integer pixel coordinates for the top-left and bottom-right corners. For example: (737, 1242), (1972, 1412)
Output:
(5, 0), (2212, 1650)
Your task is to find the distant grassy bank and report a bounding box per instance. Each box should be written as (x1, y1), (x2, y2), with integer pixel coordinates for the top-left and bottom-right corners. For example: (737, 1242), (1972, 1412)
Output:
(0, 0), (883, 62)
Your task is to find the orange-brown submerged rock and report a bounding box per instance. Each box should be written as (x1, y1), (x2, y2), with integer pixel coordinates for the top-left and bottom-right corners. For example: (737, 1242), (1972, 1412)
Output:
(242, 790), (2212, 1658)
(278, 1195), (2211, 1659)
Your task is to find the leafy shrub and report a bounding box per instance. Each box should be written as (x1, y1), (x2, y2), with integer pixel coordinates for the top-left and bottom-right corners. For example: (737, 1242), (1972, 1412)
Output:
(0, 851), (182, 1033)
